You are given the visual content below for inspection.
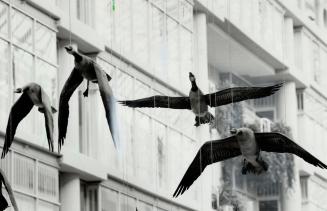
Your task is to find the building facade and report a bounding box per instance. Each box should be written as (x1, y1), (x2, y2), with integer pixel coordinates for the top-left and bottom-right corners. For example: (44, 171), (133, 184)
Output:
(0, 0), (326, 210)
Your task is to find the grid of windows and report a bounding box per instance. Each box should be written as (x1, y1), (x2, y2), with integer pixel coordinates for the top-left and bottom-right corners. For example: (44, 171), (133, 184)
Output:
(101, 185), (193, 211)
(0, 148), (59, 211)
(0, 0), (57, 149)
(87, 56), (199, 196)
(98, 0), (193, 94)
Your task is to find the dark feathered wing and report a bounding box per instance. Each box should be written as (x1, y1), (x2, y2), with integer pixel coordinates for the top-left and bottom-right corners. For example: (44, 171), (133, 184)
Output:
(119, 96), (191, 110)
(205, 83), (283, 107)
(40, 89), (54, 152)
(1, 92), (34, 158)
(255, 133), (327, 169)
(58, 68), (83, 151)
(173, 136), (241, 197)
(93, 62), (119, 148)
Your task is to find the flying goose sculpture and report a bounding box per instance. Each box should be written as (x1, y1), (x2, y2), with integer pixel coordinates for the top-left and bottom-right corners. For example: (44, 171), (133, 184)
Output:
(173, 127), (327, 197)
(1, 83), (56, 158)
(0, 169), (18, 211)
(58, 45), (119, 151)
(120, 73), (283, 126)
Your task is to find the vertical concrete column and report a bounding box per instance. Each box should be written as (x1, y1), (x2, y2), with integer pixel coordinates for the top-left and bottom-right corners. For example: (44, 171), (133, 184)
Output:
(60, 173), (80, 211)
(194, 13), (213, 211)
(284, 17), (294, 65)
(58, 40), (80, 153)
(277, 82), (302, 211)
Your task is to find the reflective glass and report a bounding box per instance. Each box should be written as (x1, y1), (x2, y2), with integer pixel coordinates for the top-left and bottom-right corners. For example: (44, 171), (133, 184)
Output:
(167, 18), (179, 88)
(115, 0), (132, 53)
(12, 9), (33, 51)
(0, 40), (9, 129)
(35, 23), (56, 63)
(133, 0), (149, 64)
(101, 188), (119, 211)
(0, 2), (9, 38)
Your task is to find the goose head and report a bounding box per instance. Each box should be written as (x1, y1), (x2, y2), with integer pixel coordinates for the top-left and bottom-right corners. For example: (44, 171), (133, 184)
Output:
(189, 72), (196, 82)
(14, 88), (23, 93)
(64, 45), (76, 55)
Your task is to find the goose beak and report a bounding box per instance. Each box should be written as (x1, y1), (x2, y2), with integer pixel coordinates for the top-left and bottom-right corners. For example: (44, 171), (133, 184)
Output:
(14, 88), (22, 93)
(64, 46), (73, 52)
(230, 128), (237, 135)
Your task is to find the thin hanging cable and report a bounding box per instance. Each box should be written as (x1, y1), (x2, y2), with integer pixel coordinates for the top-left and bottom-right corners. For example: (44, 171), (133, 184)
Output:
(68, 0), (72, 45)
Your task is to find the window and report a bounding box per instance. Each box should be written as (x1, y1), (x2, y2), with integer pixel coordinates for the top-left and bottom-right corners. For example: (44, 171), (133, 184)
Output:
(179, 0), (193, 29)
(167, 18), (179, 87)
(120, 194), (136, 211)
(11, 9), (33, 51)
(133, 0), (149, 64)
(313, 42), (320, 84)
(0, 149), (59, 210)
(324, 9), (327, 29)
(77, 0), (94, 26)
(114, 0), (132, 53)
(80, 181), (98, 211)
(305, 0), (318, 22)
(0, 2), (9, 38)
(0, 39), (9, 128)
(259, 200), (279, 211)
(35, 23), (56, 63)
(167, 0), (179, 19)
(101, 188), (119, 211)
(300, 176), (309, 201)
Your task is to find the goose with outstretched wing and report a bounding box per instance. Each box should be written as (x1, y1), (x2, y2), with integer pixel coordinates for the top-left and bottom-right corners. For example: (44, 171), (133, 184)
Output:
(1, 83), (56, 158)
(120, 73), (283, 127)
(173, 127), (327, 197)
(58, 45), (119, 152)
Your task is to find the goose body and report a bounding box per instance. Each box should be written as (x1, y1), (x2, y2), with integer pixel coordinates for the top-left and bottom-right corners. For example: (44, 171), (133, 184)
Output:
(58, 45), (119, 152)
(173, 127), (327, 197)
(1, 83), (56, 158)
(120, 72), (283, 127)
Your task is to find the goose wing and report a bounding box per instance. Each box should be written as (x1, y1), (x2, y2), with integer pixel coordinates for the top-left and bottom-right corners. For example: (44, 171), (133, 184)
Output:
(205, 83), (283, 107)
(58, 68), (83, 151)
(173, 136), (241, 197)
(93, 62), (119, 148)
(0, 169), (18, 211)
(119, 96), (191, 109)
(255, 133), (327, 169)
(1, 92), (34, 158)
(40, 89), (54, 152)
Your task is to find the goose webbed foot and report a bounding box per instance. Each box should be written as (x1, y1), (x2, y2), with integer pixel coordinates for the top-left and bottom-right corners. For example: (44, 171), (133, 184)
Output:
(241, 159), (247, 175)
(83, 88), (89, 97)
(194, 117), (200, 127)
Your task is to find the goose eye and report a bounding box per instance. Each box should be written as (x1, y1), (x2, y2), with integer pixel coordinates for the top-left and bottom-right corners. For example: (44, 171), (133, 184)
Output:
(238, 131), (243, 135)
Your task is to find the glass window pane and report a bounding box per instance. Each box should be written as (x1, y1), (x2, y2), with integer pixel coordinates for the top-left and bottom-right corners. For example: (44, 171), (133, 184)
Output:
(38, 163), (59, 202)
(114, 0), (132, 52)
(179, 0), (192, 29)
(120, 194), (136, 211)
(0, 40), (9, 128)
(12, 9), (33, 51)
(167, 18), (179, 88)
(38, 200), (59, 211)
(133, 0), (148, 64)
(180, 27), (192, 93)
(139, 201), (152, 211)
(152, 0), (166, 10)
(35, 23), (56, 63)
(16, 194), (35, 211)
(13, 154), (35, 194)
(0, 2), (9, 38)
(167, 0), (179, 19)
(151, 6), (167, 81)
(35, 59), (57, 105)
(13, 47), (34, 134)
(101, 187), (119, 211)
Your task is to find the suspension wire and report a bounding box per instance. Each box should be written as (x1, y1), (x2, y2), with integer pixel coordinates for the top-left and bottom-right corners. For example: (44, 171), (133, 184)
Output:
(194, 4), (204, 210)
(68, 0), (72, 45)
